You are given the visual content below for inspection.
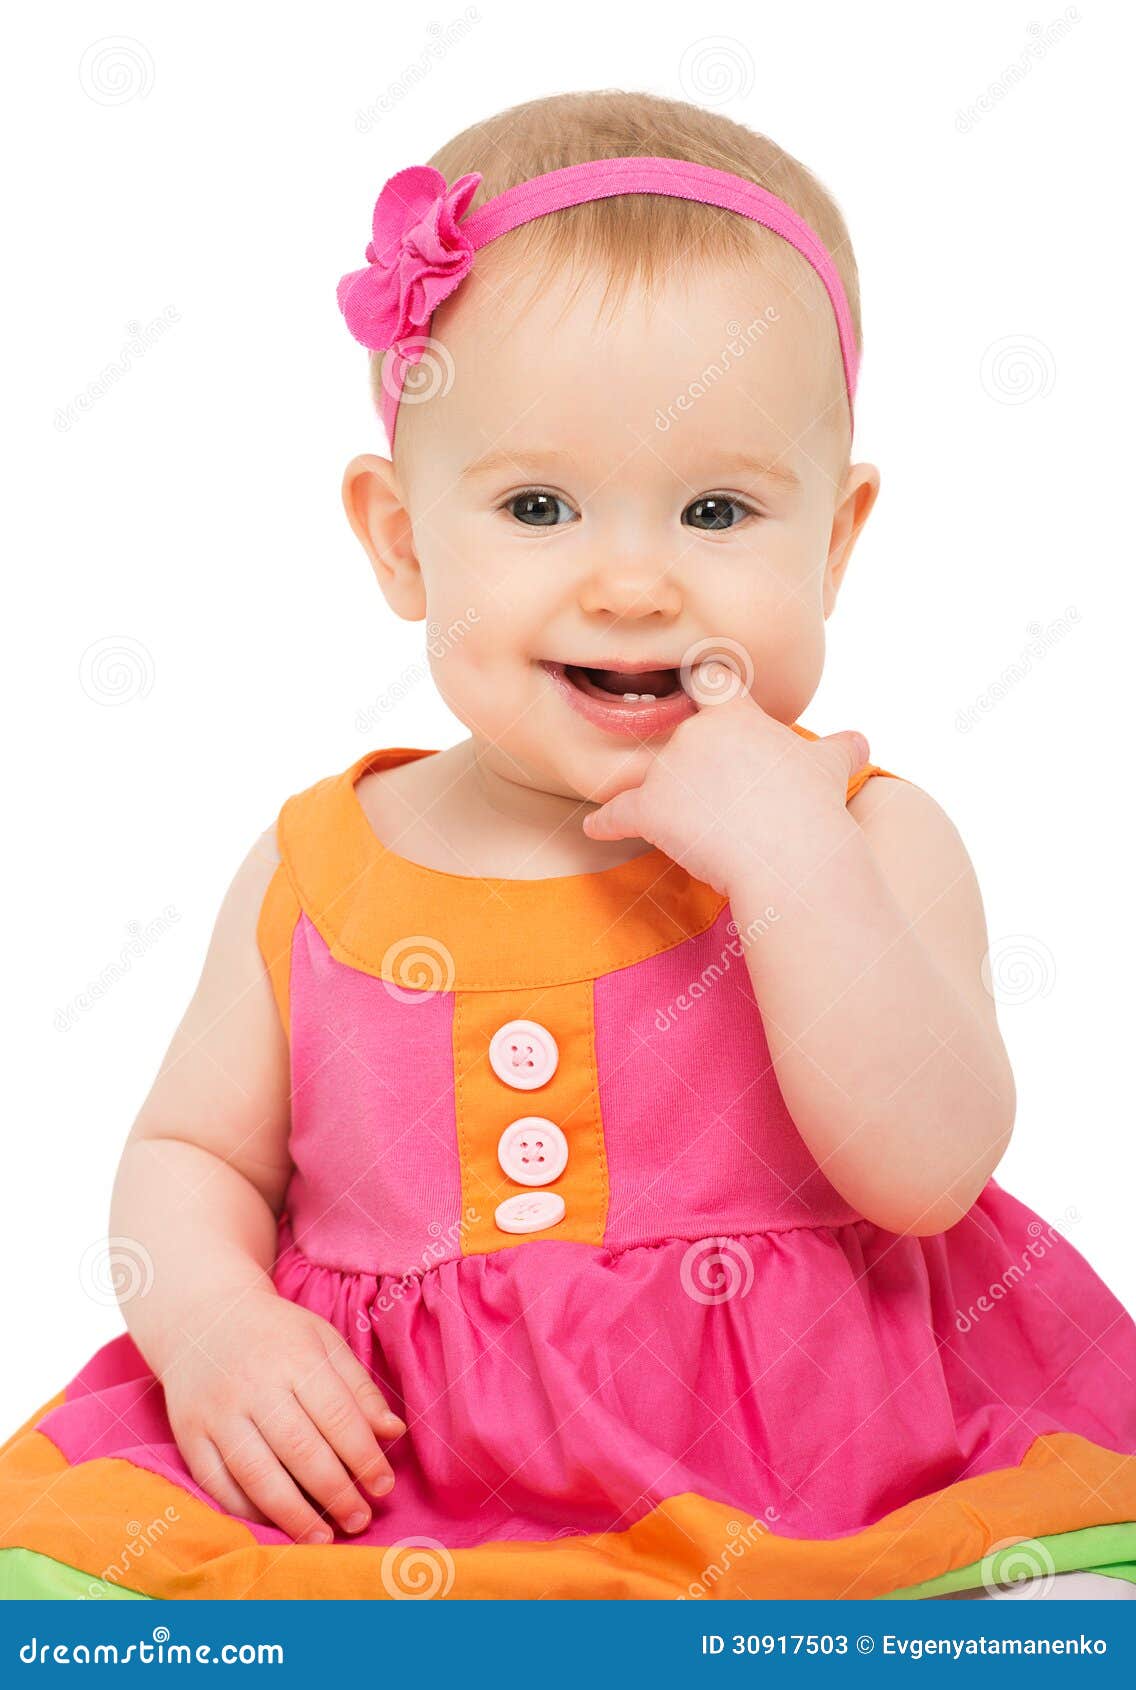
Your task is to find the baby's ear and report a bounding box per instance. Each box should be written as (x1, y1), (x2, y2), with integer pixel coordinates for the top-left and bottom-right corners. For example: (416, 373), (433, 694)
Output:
(822, 461), (880, 618)
(341, 453), (426, 619)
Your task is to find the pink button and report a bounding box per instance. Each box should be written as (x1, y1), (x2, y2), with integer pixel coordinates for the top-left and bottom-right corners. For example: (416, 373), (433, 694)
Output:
(497, 1117), (568, 1187)
(488, 1019), (559, 1091)
(494, 1192), (566, 1235)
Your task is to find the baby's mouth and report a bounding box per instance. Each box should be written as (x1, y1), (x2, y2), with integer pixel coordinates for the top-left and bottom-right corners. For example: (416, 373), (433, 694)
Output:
(562, 663), (683, 701)
(537, 659), (697, 738)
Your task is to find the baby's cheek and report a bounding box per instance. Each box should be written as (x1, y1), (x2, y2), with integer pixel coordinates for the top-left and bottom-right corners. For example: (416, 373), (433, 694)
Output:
(424, 632), (523, 738)
(740, 593), (827, 721)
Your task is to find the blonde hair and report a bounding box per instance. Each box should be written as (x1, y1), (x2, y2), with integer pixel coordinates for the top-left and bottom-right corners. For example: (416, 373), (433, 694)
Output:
(370, 89), (861, 456)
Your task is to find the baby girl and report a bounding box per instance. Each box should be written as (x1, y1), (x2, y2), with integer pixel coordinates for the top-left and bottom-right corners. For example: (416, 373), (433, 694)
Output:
(3, 88), (1136, 1603)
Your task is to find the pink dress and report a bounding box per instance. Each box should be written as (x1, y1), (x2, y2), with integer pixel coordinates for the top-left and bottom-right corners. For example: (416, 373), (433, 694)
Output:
(3, 739), (1136, 1600)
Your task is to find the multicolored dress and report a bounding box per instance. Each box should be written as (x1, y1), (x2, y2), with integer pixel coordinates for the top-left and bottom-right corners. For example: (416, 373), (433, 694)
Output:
(3, 732), (1136, 1600)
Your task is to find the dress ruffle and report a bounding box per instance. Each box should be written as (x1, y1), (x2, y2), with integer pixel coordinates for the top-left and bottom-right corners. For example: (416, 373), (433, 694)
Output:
(266, 1181), (1136, 1548)
(4, 1178), (1136, 1595)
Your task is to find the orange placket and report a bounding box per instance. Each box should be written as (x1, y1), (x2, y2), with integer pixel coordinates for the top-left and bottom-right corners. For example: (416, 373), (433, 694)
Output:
(452, 981), (609, 1253)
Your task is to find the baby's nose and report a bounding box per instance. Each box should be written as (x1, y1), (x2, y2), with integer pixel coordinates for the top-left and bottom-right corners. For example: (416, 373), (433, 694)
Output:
(577, 555), (683, 618)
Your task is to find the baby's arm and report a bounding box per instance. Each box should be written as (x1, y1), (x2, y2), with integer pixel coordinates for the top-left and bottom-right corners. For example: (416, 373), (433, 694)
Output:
(109, 829), (403, 1544)
(729, 772), (1016, 1234)
(582, 708), (1018, 1236)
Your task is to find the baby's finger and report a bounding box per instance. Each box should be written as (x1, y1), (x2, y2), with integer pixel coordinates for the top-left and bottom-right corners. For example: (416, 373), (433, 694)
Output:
(684, 657), (752, 707)
(256, 1396), (371, 1535)
(217, 1417), (332, 1545)
(818, 728), (871, 783)
(581, 787), (644, 843)
(325, 1337), (406, 1441)
(295, 1364), (395, 1500)
(182, 1434), (271, 1526)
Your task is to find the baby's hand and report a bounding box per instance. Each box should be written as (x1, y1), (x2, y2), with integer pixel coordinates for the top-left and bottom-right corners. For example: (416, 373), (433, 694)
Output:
(583, 670), (869, 897)
(159, 1287), (405, 1544)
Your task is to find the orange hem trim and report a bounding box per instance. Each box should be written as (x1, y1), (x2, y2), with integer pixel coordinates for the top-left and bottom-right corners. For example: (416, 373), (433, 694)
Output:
(4, 1425), (1135, 1599)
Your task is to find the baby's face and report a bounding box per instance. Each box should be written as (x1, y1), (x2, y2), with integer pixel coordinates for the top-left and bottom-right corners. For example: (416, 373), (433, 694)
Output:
(364, 254), (878, 806)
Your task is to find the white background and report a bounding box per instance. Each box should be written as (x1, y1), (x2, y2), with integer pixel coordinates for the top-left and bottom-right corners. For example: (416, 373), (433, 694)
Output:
(2, 0), (1132, 1429)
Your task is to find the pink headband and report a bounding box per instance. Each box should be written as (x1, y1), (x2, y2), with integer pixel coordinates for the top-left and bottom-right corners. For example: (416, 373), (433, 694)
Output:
(336, 155), (860, 452)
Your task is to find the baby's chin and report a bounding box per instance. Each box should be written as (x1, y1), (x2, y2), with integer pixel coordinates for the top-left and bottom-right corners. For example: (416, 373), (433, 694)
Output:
(463, 718), (659, 808)
(526, 732), (669, 807)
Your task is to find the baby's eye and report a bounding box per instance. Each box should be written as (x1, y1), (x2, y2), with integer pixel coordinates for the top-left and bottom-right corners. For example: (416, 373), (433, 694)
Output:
(683, 495), (755, 532)
(503, 489), (578, 528)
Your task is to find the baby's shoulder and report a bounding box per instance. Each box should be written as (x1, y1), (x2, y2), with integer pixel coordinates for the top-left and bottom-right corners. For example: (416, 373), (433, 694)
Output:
(250, 822), (281, 870)
(847, 768), (999, 1025)
(847, 765), (966, 861)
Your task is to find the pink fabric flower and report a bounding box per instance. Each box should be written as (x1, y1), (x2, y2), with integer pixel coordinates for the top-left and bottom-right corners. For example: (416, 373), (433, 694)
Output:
(336, 166), (482, 362)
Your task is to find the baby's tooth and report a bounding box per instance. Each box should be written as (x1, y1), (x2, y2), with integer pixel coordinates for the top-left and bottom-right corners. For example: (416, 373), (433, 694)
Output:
(622, 691), (641, 702)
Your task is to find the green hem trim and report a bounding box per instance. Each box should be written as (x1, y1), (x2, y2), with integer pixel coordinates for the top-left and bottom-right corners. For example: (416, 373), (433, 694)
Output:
(4, 1522), (1136, 1602)
(879, 1522), (1136, 1599)
(0, 1547), (148, 1601)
